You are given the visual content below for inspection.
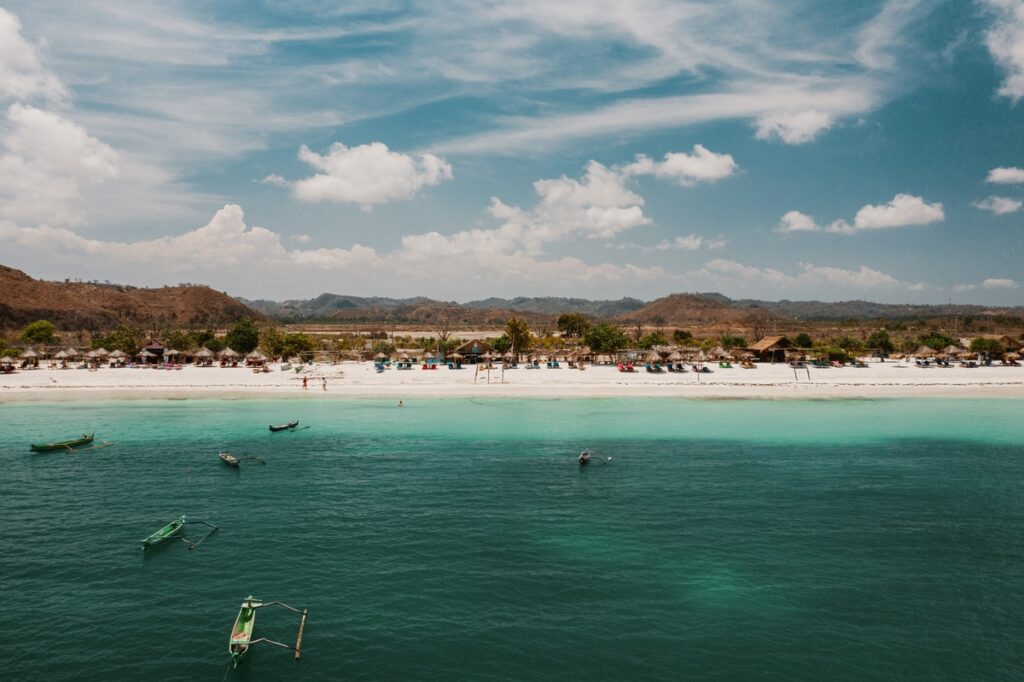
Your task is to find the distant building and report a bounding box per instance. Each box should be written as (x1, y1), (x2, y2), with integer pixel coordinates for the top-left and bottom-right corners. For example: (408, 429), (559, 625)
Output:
(453, 339), (493, 363)
(746, 335), (794, 363)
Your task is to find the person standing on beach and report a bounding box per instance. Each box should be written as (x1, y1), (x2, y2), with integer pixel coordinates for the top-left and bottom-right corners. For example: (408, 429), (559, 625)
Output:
(322, 377), (327, 391)
(302, 375), (308, 389)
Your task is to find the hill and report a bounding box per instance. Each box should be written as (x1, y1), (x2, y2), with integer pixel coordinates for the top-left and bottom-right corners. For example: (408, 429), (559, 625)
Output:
(0, 265), (259, 330)
(463, 296), (645, 317)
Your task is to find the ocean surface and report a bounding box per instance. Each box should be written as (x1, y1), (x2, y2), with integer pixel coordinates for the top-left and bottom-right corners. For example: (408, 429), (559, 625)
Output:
(1, 397), (1022, 681)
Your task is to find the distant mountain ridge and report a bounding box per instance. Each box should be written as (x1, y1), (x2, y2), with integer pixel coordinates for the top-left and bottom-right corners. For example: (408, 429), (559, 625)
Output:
(240, 290), (1024, 326)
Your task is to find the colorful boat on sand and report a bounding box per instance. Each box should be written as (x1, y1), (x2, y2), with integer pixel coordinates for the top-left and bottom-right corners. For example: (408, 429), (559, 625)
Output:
(30, 433), (94, 452)
(268, 420), (299, 432)
(141, 515), (186, 549)
(229, 596), (308, 668)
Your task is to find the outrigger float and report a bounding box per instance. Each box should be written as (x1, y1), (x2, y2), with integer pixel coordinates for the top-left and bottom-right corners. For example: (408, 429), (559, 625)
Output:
(140, 515), (219, 551)
(230, 596), (308, 668)
(30, 433), (112, 453)
(219, 452), (265, 468)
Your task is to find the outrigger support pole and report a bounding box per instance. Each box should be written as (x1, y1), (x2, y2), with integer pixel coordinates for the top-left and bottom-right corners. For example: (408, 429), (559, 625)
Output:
(179, 520), (219, 550)
(250, 602), (308, 661)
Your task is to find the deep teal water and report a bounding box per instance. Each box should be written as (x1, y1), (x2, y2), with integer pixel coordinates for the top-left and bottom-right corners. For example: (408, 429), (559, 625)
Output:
(1, 398), (1022, 681)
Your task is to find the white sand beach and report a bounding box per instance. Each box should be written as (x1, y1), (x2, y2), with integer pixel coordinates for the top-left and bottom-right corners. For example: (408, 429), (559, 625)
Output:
(2, 360), (1023, 401)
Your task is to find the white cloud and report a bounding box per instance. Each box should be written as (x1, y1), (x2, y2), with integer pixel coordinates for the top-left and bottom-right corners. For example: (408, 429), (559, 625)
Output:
(0, 8), (66, 103)
(953, 283), (977, 292)
(700, 258), (920, 291)
(776, 210), (819, 233)
(778, 194), (944, 236)
(973, 195), (1023, 214)
(285, 142), (452, 207)
(754, 109), (835, 144)
(609, 234), (727, 252)
(0, 103), (119, 225)
(982, 0), (1024, 101)
(853, 193), (944, 229)
(623, 145), (738, 186)
(982, 277), (1019, 289)
(986, 166), (1024, 184)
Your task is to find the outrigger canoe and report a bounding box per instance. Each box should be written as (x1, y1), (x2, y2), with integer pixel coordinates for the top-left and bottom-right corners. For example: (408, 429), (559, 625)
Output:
(30, 433), (94, 452)
(579, 449), (591, 466)
(229, 595), (308, 668)
(268, 420), (299, 432)
(219, 453), (240, 468)
(141, 515), (186, 549)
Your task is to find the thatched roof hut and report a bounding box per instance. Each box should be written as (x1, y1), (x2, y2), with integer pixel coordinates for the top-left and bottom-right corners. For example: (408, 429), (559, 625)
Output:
(914, 346), (938, 357)
(746, 336), (793, 363)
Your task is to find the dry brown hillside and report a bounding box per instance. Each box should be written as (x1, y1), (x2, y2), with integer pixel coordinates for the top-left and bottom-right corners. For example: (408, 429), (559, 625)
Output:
(616, 293), (782, 326)
(0, 265), (260, 330)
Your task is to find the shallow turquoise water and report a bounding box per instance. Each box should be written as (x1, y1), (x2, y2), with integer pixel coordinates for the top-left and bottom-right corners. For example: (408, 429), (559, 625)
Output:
(1, 398), (1022, 680)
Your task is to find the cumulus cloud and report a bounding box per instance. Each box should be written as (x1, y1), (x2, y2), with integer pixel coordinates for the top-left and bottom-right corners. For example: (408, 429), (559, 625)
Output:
(623, 145), (738, 186)
(776, 210), (819, 233)
(0, 103), (119, 225)
(754, 109), (835, 144)
(853, 194), (944, 229)
(986, 166), (1024, 183)
(0, 8), (66, 103)
(781, 194), (944, 236)
(982, 277), (1019, 289)
(982, 0), (1024, 101)
(0, 203), (668, 298)
(279, 142), (453, 207)
(973, 195), (1022, 214)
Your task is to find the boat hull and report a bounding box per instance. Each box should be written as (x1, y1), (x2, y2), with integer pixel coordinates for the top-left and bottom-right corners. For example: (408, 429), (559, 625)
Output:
(268, 420), (298, 432)
(219, 453), (240, 468)
(141, 516), (186, 549)
(230, 597), (258, 667)
(30, 434), (94, 452)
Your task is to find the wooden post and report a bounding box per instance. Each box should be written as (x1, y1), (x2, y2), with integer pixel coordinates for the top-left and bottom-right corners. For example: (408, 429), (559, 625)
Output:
(294, 609), (307, 661)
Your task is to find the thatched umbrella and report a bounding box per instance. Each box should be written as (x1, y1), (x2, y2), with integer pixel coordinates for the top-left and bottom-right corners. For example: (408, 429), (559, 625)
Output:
(0, 355), (15, 364)
(54, 350), (69, 359)
(1003, 352), (1020, 361)
(94, 348), (110, 357)
(164, 349), (181, 357)
(86, 350), (101, 359)
(502, 352), (515, 361)
(246, 350), (266, 360)
(667, 351), (683, 362)
(942, 345), (961, 355)
(914, 346), (937, 357)
(646, 351), (661, 363)
(64, 347), (80, 358)
(109, 349), (127, 359)
(138, 349), (155, 359)
(957, 351), (977, 360)
(194, 348), (214, 358)
(218, 348), (239, 359)
(373, 352), (387, 360)
(20, 349), (38, 358)
(481, 352), (494, 360)
(447, 352), (464, 361)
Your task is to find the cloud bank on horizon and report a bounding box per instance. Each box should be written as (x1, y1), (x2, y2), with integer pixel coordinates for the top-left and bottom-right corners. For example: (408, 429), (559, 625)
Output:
(0, 1), (1021, 303)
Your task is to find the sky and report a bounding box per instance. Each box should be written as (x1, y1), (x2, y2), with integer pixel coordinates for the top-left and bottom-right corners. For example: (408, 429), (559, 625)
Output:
(0, 0), (1022, 304)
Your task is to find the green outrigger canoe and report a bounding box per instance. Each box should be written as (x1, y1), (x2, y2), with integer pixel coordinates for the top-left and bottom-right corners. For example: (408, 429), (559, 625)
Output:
(229, 595), (308, 668)
(30, 433), (94, 452)
(141, 515), (186, 549)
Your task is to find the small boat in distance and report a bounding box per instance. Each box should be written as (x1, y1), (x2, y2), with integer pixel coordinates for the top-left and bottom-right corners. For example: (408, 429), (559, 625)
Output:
(269, 420), (299, 432)
(30, 433), (94, 452)
(579, 449), (591, 466)
(141, 515), (186, 549)
(229, 595), (309, 668)
(219, 453), (240, 468)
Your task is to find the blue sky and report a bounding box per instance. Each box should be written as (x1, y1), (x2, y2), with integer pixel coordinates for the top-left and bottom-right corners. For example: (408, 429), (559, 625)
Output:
(0, 0), (1022, 303)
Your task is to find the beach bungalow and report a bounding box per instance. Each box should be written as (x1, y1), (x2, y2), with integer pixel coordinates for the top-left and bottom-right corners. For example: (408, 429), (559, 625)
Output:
(453, 340), (493, 364)
(960, 334), (1018, 352)
(746, 336), (794, 363)
(142, 341), (164, 363)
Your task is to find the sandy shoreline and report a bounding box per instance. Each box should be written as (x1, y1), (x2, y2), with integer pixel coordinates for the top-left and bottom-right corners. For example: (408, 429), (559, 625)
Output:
(2, 361), (1023, 401)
